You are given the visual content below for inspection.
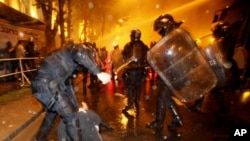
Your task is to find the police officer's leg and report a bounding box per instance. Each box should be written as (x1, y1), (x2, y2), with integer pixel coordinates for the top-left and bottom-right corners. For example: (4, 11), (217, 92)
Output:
(211, 88), (229, 115)
(134, 83), (140, 111)
(134, 69), (146, 113)
(146, 85), (168, 129)
(35, 112), (57, 141)
(122, 71), (134, 113)
(167, 93), (183, 130)
(31, 80), (57, 141)
(56, 92), (82, 141)
(122, 84), (134, 112)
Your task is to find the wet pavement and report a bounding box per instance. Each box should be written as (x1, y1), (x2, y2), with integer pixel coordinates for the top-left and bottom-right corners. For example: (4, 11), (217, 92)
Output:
(46, 74), (250, 141)
(1, 73), (250, 141)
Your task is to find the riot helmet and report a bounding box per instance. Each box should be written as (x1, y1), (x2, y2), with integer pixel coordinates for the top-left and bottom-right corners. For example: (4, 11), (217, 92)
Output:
(153, 14), (182, 37)
(130, 29), (141, 41)
(211, 21), (230, 38)
(71, 43), (100, 74)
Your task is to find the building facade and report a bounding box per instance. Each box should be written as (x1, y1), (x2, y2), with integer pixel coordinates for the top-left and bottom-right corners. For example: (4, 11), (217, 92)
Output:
(0, 0), (45, 51)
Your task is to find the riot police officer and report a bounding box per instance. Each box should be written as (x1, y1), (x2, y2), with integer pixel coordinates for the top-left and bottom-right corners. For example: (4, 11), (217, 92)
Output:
(189, 21), (241, 113)
(31, 43), (110, 141)
(146, 14), (183, 131)
(121, 29), (149, 114)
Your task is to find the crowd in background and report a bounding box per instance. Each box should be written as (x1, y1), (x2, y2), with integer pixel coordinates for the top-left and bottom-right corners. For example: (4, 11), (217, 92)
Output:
(0, 37), (154, 86)
(0, 37), (39, 81)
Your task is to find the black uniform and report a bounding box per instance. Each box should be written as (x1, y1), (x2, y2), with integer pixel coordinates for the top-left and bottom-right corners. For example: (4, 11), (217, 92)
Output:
(189, 22), (241, 113)
(31, 43), (101, 141)
(121, 29), (149, 114)
(146, 14), (183, 131)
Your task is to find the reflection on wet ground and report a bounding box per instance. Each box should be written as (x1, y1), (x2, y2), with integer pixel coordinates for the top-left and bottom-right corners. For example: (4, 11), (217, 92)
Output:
(47, 74), (250, 141)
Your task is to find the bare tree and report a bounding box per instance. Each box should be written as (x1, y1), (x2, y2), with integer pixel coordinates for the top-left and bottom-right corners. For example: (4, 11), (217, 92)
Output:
(34, 0), (59, 54)
(34, 0), (120, 53)
(58, 0), (66, 46)
(71, 0), (119, 43)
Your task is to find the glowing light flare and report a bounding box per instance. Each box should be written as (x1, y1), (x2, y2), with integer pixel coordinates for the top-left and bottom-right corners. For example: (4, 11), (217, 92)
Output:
(19, 32), (24, 37)
(196, 38), (202, 44)
(120, 114), (128, 130)
(166, 45), (176, 56)
(112, 41), (118, 47)
(30, 3), (38, 19)
(30, 11), (37, 19)
(205, 47), (211, 54)
(88, 2), (94, 9)
(155, 4), (160, 9)
(118, 19), (124, 24)
(167, 49), (173, 56)
(196, 36), (215, 49)
(241, 90), (250, 103)
(50, 2), (57, 30)
(209, 37), (215, 43)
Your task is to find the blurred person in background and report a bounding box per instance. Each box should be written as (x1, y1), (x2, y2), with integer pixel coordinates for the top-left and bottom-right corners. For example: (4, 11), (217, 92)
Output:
(25, 37), (39, 79)
(110, 44), (123, 81)
(25, 37), (39, 70)
(0, 41), (12, 81)
(87, 42), (102, 89)
(15, 40), (27, 80)
(99, 46), (108, 70)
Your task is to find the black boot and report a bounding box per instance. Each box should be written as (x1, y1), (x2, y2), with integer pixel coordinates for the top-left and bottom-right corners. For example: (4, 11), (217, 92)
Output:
(35, 130), (48, 141)
(35, 112), (57, 141)
(146, 107), (165, 129)
(167, 105), (183, 130)
(146, 120), (163, 129)
(122, 88), (133, 114)
(188, 97), (204, 112)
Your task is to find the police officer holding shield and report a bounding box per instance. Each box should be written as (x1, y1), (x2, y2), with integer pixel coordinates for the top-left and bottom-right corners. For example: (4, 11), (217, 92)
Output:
(146, 14), (184, 131)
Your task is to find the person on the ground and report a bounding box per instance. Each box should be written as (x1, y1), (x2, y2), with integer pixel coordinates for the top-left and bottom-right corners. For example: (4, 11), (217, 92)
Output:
(31, 42), (111, 141)
(58, 102), (112, 141)
(121, 29), (149, 114)
(146, 14), (183, 131)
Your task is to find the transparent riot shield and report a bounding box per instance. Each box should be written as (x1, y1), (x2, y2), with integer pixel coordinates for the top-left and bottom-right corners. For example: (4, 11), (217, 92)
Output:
(147, 28), (218, 103)
(197, 34), (240, 88)
(196, 34), (226, 87)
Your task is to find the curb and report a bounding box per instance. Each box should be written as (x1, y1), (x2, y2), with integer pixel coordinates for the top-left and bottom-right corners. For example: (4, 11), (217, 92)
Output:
(3, 110), (43, 141)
